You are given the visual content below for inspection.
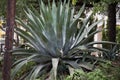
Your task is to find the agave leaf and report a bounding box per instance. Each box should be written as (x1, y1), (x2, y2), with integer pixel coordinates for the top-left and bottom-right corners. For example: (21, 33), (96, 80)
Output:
(80, 30), (102, 45)
(29, 65), (45, 80)
(13, 52), (34, 55)
(64, 60), (80, 69)
(13, 54), (39, 66)
(12, 59), (27, 79)
(26, 54), (40, 61)
(61, 3), (70, 47)
(50, 58), (59, 80)
(15, 28), (40, 50)
(63, 37), (75, 55)
(23, 9), (52, 48)
(85, 55), (107, 62)
(65, 4), (85, 45)
(24, 66), (36, 80)
(68, 66), (75, 75)
(74, 3), (85, 19)
(12, 48), (36, 53)
(73, 13), (92, 46)
(76, 19), (103, 46)
(19, 72), (30, 80)
(78, 62), (94, 70)
(39, 1), (48, 22)
(13, 58), (26, 65)
(88, 46), (110, 52)
(75, 45), (87, 51)
(25, 9), (39, 29)
(51, 0), (57, 34)
(31, 57), (51, 63)
(112, 44), (119, 52)
(86, 41), (117, 46)
(15, 28), (53, 56)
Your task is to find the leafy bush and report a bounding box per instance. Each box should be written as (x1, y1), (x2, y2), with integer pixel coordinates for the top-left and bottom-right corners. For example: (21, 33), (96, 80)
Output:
(98, 61), (120, 80)
(65, 69), (107, 80)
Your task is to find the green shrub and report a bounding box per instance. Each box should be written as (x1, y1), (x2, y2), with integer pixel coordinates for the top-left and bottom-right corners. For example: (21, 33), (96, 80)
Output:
(66, 69), (108, 80)
(98, 61), (120, 80)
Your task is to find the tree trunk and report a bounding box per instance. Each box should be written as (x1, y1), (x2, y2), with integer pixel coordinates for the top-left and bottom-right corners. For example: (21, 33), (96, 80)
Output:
(2, 0), (16, 80)
(108, 3), (117, 42)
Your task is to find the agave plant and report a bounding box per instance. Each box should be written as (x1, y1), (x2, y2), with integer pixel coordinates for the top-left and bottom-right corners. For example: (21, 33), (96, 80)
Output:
(12, 0), (103, 80)
(86, 41), (119, 59)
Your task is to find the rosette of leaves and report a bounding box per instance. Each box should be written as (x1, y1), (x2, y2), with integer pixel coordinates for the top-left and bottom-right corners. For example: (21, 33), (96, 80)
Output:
(12, 0), (103, 80)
